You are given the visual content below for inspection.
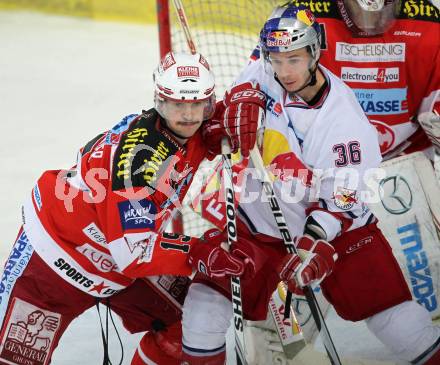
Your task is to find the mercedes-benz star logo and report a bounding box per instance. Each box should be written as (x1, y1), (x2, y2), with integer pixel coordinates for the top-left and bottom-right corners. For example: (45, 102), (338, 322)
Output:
(379, 175), (413, 215)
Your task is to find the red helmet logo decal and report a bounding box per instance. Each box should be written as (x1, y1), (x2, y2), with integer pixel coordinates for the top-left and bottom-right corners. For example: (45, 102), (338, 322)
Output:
(177, 66), (200, 78)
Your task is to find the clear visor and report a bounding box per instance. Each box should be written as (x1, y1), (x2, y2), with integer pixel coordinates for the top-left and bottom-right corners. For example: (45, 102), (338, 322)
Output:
(344, 0), (399, 35)
(155, 93), (216, 123)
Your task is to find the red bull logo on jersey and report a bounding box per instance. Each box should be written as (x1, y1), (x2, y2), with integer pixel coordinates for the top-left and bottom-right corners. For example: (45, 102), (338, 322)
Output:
(333, 186), (358, 210)
(267, 31), (292, 47)
(177, 66), (199, 78)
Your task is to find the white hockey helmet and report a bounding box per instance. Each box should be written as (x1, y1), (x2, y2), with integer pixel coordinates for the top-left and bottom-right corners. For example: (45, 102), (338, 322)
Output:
(337, 0), (401, 36)
(153, 52), (216, 121)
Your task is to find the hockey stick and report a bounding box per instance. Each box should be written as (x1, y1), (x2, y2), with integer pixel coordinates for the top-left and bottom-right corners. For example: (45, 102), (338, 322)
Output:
(249, 146), (342, 365)
(171, 0), (197, 54)
(221, 138), (248, 365)
(170, 1), (247, 363)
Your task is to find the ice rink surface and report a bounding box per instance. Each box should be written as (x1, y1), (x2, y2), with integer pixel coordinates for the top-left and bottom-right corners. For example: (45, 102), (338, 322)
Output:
(0, 11), (405, 364)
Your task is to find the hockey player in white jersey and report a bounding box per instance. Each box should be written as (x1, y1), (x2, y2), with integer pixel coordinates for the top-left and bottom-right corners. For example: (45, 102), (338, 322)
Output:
(180, 4), (440, 365)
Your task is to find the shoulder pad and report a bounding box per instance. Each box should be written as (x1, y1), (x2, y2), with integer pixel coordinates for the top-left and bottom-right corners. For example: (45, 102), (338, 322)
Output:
(81, 133), (105, 156)
(111, 110), (180, 191)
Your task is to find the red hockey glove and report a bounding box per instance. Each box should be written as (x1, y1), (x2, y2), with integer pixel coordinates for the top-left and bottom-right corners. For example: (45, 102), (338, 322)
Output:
(229, 241), (257, 281)
(188, 229), (249, 279)
(203, 82), (265, 158)
(278, 235), (337, 294)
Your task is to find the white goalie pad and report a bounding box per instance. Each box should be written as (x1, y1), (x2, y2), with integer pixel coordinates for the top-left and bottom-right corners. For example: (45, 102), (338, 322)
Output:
(367, 152), (440, 319)
(244, 284), (332, 363)
(289, 289), (331, 344)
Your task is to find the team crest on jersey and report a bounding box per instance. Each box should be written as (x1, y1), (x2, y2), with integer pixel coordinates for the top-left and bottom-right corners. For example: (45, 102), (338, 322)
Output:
(124, 232), (157, 263)
(0, 298), (61, 365)
(333, 186), (358, 210)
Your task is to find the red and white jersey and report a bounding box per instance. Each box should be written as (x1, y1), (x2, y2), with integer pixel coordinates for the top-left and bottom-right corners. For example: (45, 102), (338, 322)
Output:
(235, 60), (382, 240)
(22, 109), (207, 297)
(309, 1), (439, 159)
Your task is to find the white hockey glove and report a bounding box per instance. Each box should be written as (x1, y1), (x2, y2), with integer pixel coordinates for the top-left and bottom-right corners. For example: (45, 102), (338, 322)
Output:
(418, 111), (440, 153)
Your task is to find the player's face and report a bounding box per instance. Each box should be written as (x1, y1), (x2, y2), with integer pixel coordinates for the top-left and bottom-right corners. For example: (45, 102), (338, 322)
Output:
(269, 48), (313, 93)
(163, 99), (207, 139)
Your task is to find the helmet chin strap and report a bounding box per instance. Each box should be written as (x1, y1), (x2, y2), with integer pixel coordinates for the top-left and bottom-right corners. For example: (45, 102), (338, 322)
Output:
(292, 61), (319, 94)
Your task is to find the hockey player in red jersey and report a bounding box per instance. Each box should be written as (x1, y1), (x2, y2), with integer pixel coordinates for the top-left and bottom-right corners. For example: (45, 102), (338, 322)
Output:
(0, 51), (265, 365)
(179, 3), (440, 365)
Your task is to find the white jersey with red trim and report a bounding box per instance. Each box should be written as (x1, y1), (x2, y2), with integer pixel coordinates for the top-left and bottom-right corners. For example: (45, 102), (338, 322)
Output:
(21, 109), (207, 297)
(313, 1), (438, 159)
(250, 1), (440, 159)
(235, 60), (382, 240)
